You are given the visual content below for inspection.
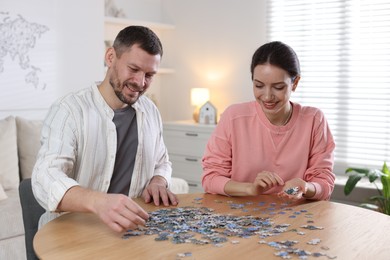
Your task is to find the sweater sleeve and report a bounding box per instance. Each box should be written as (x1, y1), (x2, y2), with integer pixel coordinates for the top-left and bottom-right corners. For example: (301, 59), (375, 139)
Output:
(304, 111), (336, 200)
(201, 110), (233, 195)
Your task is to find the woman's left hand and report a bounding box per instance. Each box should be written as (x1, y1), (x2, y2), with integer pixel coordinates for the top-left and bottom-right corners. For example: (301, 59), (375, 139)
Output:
(277, 178), (308, 201)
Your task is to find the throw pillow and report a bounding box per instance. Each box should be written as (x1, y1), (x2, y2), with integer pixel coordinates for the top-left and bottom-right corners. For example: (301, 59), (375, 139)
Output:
(15, 117), (43, 180)
(0, 183), (7, 200)
(0, 116), (19, 190)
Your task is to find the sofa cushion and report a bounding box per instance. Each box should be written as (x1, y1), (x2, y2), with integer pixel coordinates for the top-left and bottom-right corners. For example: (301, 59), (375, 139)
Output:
(0, 116), (19, 190)
(16, 116), (43, 180)
(170, 177), (189, 194)
(0, 189), (24, 240)
(0, 184), (7, 201)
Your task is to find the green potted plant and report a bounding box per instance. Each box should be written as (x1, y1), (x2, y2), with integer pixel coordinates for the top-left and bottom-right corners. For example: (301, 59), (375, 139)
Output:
(344, 162), (390, 215)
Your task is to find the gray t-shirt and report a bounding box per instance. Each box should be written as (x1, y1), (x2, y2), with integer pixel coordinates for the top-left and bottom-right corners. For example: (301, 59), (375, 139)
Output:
(107, 106), (138, 195)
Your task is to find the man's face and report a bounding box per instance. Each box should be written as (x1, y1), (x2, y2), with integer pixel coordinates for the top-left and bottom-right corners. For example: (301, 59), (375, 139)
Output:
(109, 44), (161, 106)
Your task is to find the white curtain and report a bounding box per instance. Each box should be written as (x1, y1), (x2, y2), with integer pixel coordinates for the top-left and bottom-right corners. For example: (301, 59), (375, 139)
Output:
(267, 0), (390, 174)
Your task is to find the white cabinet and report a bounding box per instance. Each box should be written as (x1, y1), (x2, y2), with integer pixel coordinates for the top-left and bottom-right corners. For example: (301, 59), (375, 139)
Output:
(163, 121), (215, 193)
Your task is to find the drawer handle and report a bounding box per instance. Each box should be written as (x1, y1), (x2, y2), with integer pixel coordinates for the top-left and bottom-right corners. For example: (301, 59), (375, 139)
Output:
(185, 158), (198, 162)
(188, 183), (199, 187)
(185, 132), (198, 137)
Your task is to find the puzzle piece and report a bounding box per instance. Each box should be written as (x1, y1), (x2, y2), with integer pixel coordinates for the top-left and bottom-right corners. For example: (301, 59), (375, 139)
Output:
(120, 199), (335, 259)
(284, 186), (300, 195)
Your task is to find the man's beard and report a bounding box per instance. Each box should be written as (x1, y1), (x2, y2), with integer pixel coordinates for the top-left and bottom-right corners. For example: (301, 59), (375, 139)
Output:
(109, 77), (143, 106)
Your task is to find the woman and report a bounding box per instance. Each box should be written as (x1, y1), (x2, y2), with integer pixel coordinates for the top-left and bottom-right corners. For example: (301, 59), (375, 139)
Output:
(201, 41), (335, 201)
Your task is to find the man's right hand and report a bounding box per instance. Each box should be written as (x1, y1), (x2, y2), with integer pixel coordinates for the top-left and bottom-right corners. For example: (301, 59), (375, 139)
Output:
(58, 186), (149, 233)
(93, 193), (149, 232)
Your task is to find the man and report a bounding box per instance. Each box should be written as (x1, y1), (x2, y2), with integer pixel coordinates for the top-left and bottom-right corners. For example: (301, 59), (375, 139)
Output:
(32, 26), (178, 233)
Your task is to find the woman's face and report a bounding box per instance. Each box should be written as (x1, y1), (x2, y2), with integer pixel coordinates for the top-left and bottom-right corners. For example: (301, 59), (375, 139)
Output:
(252, 63), (299, 119)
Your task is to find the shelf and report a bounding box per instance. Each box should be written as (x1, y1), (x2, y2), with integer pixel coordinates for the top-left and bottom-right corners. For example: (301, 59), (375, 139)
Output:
(104, 16), (175, 75)
(157, 68), (175, 74)
(104, 65), (174, 75)
(104, 16), (175, 31)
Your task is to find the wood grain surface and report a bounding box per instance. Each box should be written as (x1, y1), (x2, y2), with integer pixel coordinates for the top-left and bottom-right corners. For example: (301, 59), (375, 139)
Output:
(34, 193), (390, 260)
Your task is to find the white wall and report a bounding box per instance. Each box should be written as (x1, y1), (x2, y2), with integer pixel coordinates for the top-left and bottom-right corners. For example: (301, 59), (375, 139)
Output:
(0, 0), (267, 121)
(110, 0), (163, 22)
(160, 0), (267, 121)
(56, 0), (105, 97)
(0, 0), (104, 120)
(105, 0), (267, 121)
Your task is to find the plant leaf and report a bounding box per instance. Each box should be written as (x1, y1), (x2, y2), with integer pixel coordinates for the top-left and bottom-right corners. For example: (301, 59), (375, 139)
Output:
(382, 162), (390, 175)
(381, 175), (390, 199)
(345, 162), (390, 215)
(368, 195), (385, 202)
(367, 169), (382, 182)
(359, 203), (379, 211)
(344, 174), (364, 195)
(345, 167), (370, 174)
(380, 162), (390, 199)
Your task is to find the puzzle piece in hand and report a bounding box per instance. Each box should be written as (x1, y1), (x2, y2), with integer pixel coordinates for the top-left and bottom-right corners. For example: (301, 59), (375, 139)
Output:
(284, 186), (300, 195)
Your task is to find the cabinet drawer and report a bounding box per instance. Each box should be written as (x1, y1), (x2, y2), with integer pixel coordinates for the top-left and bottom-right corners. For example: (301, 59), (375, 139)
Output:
(163, 121), (215, 194)
(164, 129), (210, 157)
(187, 182), (204, 193)
(170, 154), (203, 183)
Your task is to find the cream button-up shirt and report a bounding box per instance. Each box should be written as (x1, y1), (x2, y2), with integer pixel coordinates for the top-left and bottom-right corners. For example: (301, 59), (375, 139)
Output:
(32, 83), (172, 227)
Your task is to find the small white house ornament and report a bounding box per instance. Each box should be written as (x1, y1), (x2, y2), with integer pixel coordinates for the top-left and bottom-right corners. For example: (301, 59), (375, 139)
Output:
(198, 101), (217, 125)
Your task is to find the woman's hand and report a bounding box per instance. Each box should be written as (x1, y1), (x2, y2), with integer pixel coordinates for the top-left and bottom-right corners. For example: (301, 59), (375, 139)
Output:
(250, 171), (284, 195)
(224, 171), (284, 196)
(277, 178), (311, 201)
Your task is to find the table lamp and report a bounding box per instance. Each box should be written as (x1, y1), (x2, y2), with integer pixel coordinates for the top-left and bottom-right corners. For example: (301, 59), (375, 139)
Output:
(191, 88), (210, 122)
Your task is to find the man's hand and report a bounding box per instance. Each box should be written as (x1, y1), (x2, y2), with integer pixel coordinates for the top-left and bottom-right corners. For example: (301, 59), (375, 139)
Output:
(93, 192), (149, 233)
(58, 186), (149, 233)
(142, 176), (178, 206)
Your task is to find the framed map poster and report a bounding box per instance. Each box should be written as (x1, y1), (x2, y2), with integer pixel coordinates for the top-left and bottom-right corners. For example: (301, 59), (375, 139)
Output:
(0, 0), (58, 119)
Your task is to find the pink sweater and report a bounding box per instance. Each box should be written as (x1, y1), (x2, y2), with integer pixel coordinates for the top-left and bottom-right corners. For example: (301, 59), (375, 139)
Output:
(201, 101), (335, 200)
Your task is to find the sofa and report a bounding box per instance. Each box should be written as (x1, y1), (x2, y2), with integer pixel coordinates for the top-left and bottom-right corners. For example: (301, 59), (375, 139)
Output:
(0, 116), (189, 260)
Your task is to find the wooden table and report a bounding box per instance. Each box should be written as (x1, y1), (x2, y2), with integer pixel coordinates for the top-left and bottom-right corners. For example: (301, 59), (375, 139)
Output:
(34, 193), (390, 260)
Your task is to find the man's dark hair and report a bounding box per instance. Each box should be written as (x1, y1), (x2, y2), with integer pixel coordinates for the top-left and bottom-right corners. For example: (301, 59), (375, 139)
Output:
(113, 25), (163, 58)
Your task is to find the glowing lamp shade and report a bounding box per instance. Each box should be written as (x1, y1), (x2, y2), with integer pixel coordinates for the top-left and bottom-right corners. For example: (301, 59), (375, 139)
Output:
(191, 88), (210, 108)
